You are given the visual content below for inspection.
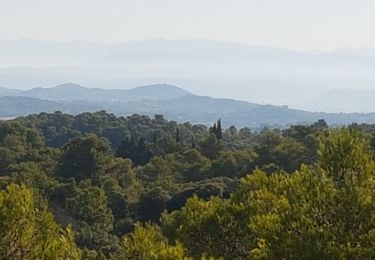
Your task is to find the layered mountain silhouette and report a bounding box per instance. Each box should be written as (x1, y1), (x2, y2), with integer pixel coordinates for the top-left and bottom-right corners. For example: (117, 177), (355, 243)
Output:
(1, 83), (375, 127)
(3, 39), (375, 111)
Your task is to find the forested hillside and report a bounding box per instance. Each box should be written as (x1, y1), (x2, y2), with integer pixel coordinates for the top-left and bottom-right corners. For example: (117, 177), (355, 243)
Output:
(0, 111), (375, 259)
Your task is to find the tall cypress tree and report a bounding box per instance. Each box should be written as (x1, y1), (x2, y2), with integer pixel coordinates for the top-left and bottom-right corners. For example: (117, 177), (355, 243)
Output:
(210, 123), (217, 136)
(216, 118), (222, 140)
(209, 120), (222, 140)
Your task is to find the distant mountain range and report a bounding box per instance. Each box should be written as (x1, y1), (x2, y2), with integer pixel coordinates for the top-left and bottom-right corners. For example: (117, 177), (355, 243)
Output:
(2, 83), (375, 127)
(2, 38), (375, 111)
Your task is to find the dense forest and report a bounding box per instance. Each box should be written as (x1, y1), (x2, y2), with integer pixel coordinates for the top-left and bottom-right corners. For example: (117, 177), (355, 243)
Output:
(0, 110), (375, 259)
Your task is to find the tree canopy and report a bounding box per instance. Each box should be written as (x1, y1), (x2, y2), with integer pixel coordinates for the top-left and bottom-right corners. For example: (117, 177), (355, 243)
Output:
(1, 112), (375, 259)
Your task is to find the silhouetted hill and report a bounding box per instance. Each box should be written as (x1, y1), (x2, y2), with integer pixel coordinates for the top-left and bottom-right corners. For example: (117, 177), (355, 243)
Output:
(19, 83), (190, 102)
(22, 83), (88, 101)
(1, 84), (375, 127)
(3, 39), (375, 110)
(0, 96), (100, 117)
(121, 95), (375, 127)
(126, 84), (191, 100)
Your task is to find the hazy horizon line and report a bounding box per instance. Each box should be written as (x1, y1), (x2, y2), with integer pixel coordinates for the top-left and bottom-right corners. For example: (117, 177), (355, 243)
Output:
(1, 37), (369, 53)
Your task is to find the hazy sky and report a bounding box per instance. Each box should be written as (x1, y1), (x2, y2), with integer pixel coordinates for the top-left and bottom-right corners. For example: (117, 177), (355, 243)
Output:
(1, 0), (375, 50)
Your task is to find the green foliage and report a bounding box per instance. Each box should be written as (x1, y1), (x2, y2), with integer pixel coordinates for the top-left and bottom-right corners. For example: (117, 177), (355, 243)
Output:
(65, 181), (114, 229)
(65, 181), (116, 252)
(177, 149), (211, 181)
(211, 150), (256, 178)
(255, 129), (309, 172)
(104, 157), (142, 202)
(137, 188), (171, 223)
(116, 136), (152, 166)
(117, 223), (189, 259)
(139, 155), (177, 191)
(198, 134), (224, 160)
(0, 121), (46, 173)
(7, 162), (59, 203)
(318, 128), (374, 187)
(101, 176), (129, 220)
(0, 184), (81, 259)
(167, 177), (238, 211)
(151, 135), (182, 156)
(57, 134), (111, 184)
(3, 112), (375, 259)
(162, 128), (375, 259)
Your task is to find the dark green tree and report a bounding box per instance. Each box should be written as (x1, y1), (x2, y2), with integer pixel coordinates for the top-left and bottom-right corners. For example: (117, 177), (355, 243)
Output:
(198, 134), (224, 160)
(137, 188), (171, 223)
(116, 136), (152, 166)
(57, 134), (111, 185)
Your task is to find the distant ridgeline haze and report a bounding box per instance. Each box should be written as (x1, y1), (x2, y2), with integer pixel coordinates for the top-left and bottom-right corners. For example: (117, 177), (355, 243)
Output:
(1, 83), (375, 127)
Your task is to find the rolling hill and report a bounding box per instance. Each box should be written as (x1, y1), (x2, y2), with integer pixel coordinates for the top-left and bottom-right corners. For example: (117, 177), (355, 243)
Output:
(2, 83), (375, 127)
(20, 83), (191, 102)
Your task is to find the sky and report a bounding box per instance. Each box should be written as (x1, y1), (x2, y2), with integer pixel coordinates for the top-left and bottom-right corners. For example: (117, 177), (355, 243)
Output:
(1, 0), (375, 51)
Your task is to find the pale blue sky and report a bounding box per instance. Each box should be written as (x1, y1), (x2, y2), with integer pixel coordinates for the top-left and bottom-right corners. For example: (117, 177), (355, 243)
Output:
(1, 0), (375, 50)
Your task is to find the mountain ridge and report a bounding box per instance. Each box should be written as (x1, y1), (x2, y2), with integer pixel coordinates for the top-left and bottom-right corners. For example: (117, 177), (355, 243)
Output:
(2, 38), (375, 110)
(2, 83), (375, 127)
(17, 83), (191, 102)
